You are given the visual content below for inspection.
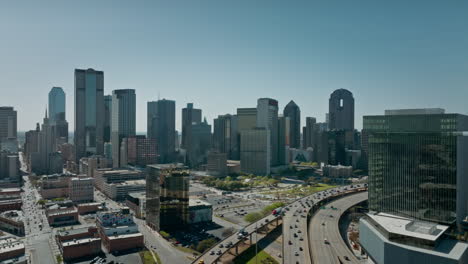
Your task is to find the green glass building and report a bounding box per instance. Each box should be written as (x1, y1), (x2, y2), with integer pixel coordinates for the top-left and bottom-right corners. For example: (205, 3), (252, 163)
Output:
(364, 109), (468, 228)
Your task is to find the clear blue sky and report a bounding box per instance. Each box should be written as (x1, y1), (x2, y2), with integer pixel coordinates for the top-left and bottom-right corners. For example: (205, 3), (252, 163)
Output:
(1, 0), (467, 132)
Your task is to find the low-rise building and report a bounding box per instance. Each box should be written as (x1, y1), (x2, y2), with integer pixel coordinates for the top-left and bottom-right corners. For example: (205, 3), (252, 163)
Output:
(322, 164), (352, 178)
(360, 213), (468, 264)
(56, 226), (101, 261)
(0, 199), (22, 213)
(0, 237), (25, 262)
(39, 174), (71, 199)
(189, 199), (212, 224)
(95, 169), (146, 201)
(96, 208), (144, 252)
(46, 206), (78, 226)
(125, 192), (146, 219)
(0, 211), (24, 236)
(69, 177), (93, 203)
(77, 202), (103, 215)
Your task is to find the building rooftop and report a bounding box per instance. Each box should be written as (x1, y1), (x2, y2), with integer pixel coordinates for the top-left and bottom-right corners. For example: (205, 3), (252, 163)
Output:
(385, 108), (445, 115)
(128, 192), (146, 199)
(57, 226), (95, 237)
(61, 237), (100, 247)
(366, 212), (448, 242)
(0, 237), (24, 254)
(189, 199), (212, 207)
(0, 210), (23, 223)
(112, 179), (146, 186)
(107, 232), (143, 240)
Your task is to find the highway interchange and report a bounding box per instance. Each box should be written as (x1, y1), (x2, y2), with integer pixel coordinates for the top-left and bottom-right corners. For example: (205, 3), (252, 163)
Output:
(194, 184), (367, 264)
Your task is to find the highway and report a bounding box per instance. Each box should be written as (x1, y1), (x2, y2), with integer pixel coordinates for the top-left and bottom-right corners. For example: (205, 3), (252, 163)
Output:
(308, 191), (368, 264)
(192, 213), (280, 264)
(194, 184), (367, 264)
(283, 185), (367, 264)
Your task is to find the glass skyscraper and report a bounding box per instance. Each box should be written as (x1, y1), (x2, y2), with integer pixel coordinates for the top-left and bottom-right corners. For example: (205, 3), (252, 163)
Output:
(364, 109), (468, 228)
(74, 68), (104, 162)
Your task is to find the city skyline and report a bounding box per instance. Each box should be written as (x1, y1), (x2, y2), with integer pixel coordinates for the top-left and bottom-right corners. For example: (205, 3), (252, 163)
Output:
(1, 1), (467, 132)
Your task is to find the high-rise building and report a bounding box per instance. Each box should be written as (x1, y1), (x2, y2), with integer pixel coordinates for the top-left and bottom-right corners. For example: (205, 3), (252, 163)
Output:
(240, 128), (270, 175)
(146, 164), (189, 231)
(278, 115), (290, 165)
(104, 95), (112, 143)
(187, 119), (211, 168)
(328, 88), (354, 131)
(283, 100), (301, 149)
(206, 151), (227, 177)
(120, 136), (157, 167)
(302, 117), (317, 149)
(256, 98), (279, 166)
(0, 107), (17, 141)
(111, 89), (136, 167)
(213, 114), (239, 160)
(181, 103), (202, 150)
(147, 99), (175, 163)
(237, 108), (257, 132)
(364, 109), (468, 228)
(24, 123), (41, 168)
(48, 87), (65, 123)
(74, 68), (104, 162)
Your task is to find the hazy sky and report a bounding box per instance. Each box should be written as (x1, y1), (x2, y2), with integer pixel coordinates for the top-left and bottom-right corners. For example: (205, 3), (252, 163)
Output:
(1, 0), (467, 132)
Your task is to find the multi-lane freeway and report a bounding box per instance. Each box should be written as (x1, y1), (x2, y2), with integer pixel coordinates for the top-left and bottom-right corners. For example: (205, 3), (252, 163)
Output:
(283, 185), (367, 264)
(308, 191), (368, 264)
(194, 183), (367, 264)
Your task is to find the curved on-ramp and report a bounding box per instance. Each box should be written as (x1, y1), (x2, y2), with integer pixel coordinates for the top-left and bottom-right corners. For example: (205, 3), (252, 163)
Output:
(308, 191), (368, 264)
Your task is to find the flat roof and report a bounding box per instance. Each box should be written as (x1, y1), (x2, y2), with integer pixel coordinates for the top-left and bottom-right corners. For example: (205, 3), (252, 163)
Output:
(107, 232), (143, 240)
(189, 199), (212, 207)
(57, 226), (95, 237)
(366, 212), (449, 242)
(62, 237), (100, 247)
(112, 179), (146, 186)
(0, 210), (23, 222)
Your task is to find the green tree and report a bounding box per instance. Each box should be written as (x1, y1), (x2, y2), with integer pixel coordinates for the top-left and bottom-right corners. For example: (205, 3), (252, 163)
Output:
(196, 238), (217, 253)
(244, 212), (263, 223)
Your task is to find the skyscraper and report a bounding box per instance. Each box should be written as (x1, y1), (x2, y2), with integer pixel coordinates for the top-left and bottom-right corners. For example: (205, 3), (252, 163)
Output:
(278, 115), (290, 164)
(146, 164), (189, 231)
(111, 89), (136, 167)
(302, 117), (316, 149)
(240, 128), (270, 175)
(213, 114), (239, 160)
(74, 68), (105, 162)
(48, 87), (65, 123)
(187, 118), (212, 168)
(328, 88), (354, 131)
(256, 98), (279, 166)
(147, 99), (176, 163)
(364, 109), (468, 228)
(283, 100), (301, 149)
(181, 103), (202, 150)
(104, 95), (112, 143)
(0, 107), (17, 141)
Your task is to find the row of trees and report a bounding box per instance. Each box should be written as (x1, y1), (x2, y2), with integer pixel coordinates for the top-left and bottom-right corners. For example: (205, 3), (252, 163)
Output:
(244, 202), (285, 223)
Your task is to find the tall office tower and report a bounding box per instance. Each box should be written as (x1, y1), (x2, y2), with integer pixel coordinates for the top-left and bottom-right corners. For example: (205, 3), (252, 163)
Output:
(103, 95), (112, 143)
(256, 98), (279, 166)
(240, 128), (271, 175)
(237, 108), (257, 131)
(0, 107), (17, 141)
(111, 89), (136, 167)
(24, 123), (40, 167)
(328, 88), (354, 131)
(147, 99), (176, 163)
(74, 68), (105, 162)
(181, 103), (202, 149)
(146, 164), (189, 231)
(120, 136), (157, 167)
(302, 117), (317, 149)
(278, 115), (290, 165)
(213, 114), (239, 160)
(34, 110), (62, 174)
(187, 118), (211, 168)
(365, 109), (468, 228)
(48, 87), (65, 123)
(283, 100), (301, 149)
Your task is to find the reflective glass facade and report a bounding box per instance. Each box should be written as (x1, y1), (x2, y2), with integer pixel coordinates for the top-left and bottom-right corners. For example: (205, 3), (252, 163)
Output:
(365, 113), (468, 226)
